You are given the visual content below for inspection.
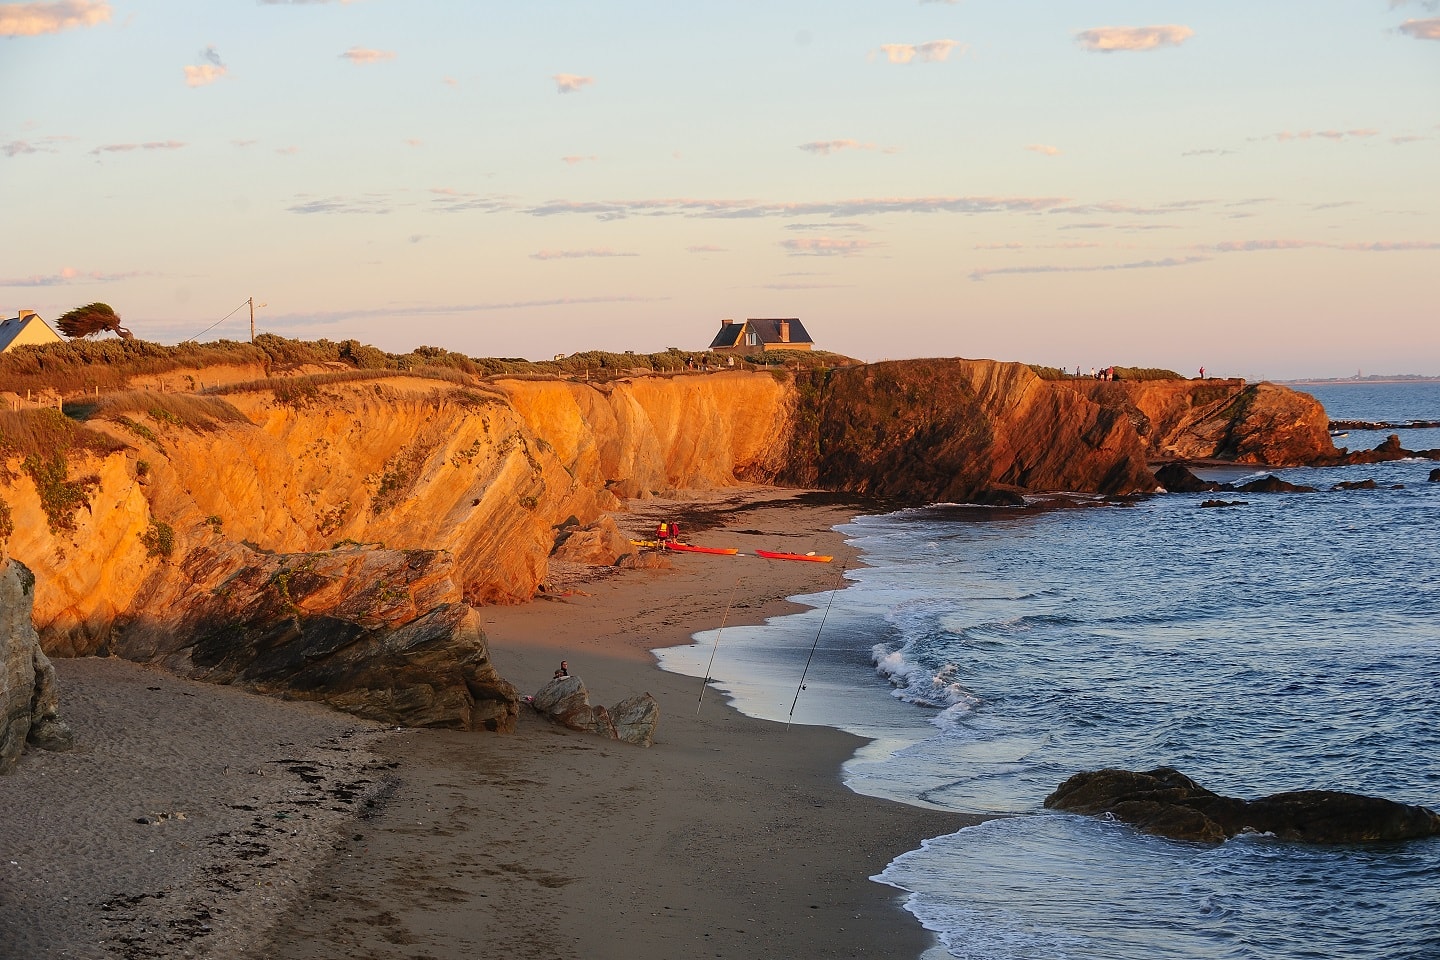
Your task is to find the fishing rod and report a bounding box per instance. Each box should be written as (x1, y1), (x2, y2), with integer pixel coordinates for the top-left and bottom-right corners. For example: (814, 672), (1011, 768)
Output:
(787, 564), (847, 729)
(697, 576), (742, 714)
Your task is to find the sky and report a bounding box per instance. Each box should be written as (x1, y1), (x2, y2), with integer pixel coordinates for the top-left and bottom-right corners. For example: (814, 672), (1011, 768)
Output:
(2, 0), (1437, 379)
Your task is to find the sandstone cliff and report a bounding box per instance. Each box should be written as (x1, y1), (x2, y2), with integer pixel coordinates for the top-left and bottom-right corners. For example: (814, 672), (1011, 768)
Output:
(1057, 378), (1339, 465)
(780, 359), (1158, 502)
(0, 355), (1338, 727)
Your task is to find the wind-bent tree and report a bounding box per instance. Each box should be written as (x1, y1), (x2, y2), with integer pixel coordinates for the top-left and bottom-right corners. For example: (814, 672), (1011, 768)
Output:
(55, 302), (133, 339)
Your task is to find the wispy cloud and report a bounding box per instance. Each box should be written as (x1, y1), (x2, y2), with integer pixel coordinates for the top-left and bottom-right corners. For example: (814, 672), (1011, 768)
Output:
(341, 47), (395, 64)
(1075, 25), (1194, 53)
(561, 154), (598, 165)
(687, 245), (726, 253)
(403, 138), (423, 148)
(524, 194), (1067, 221)
(1213, 239), (1440, 253)
(530, 248), (638, 260)
(784, 221), (872, 233)
(971, 255), (1209, 281)
(264, 295), (666, 327)
(0, 0), (109, 37)
(758, 280), (855, 290)
(1052, 199), (1210, 217)
(259, 0), (360, 4)
(1182, 147), (1235, 157)
(90, 141), (186, 156)
(1269, 128), (1379, 142)
(1026, 144), (1060, 156)
(553, 73), (594, 94)
(877, 39), (964, 64)
(184, 46), (227, 87)
(3, 135), (70, 157)
(276, 145), (300, 155)
(798, 139), (900, 156)
(0, 266), (143, 287)
(427, 188), (513, 214)
(288, 194), (391, 214)
(780, 237), (881, 257)
(1399, 18), (1440, 38)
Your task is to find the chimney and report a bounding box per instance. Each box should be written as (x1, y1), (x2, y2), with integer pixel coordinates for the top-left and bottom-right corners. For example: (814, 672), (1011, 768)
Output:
(19, 310), (36, 320)
(779, 320), (790, 343)
(721, 318), (733, 327)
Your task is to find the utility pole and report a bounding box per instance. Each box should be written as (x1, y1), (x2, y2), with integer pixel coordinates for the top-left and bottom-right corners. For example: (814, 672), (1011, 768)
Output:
(249, 297), (255, 343)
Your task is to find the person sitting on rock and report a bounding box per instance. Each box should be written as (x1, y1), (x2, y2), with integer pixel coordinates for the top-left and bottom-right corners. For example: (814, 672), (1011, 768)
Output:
(553, 660), (570, 680)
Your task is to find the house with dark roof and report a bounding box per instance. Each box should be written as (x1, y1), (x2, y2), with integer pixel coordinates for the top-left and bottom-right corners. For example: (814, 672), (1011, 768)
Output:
(707, 318), (813, 354)
(0, 311), (63, 353)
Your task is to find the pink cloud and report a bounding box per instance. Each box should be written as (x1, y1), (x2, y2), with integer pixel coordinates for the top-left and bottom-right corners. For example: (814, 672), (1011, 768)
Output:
(1075, 25), (1194, 53)
(90, 141), (186, 156)
(561, 155), (598, 165)
(0, 0), (109, 37)
(780, 237), (881, 257)
(799, 139), (883, 156)
(0, 265), (143, 286)
(878, 39), (964, 64)
(1400, 18), (1440, 39)
(184, 64), (227, 87)
(1214, 239), (1440, 253)
(1026, 144), (1061, 156)
(553, 73), (595, 94)
(687, 245), (727, 254)
(341, 47), (396, 64)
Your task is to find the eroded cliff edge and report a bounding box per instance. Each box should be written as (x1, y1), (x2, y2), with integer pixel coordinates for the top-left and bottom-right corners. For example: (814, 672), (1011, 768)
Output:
(0, 356), (1335, 728)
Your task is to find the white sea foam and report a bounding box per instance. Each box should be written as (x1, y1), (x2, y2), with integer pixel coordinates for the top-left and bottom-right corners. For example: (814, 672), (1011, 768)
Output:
(872, 643), (980, 721)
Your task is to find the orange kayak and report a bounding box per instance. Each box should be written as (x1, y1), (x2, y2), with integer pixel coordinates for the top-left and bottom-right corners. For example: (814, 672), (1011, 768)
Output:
(755, 549), (832, 563)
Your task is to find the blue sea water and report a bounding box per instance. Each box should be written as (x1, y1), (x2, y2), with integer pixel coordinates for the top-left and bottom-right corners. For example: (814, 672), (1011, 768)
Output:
(657, 382), (1440, 960)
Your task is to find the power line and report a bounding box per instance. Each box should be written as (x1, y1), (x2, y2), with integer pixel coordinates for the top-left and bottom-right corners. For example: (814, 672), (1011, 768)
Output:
(180, 302), (250, 346)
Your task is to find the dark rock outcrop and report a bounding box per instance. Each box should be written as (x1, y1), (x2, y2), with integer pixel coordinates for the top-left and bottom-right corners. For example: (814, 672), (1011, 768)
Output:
(1045, 767), (1440, 844)
(115, 543), (519, 731)
(1200, 500), (1246, 508)
(530, 675), (659, 746)
(1430, 468), (1440, 482)
(1, 558), (74, 772)
(1332, 479), (1379, 491)
(1339, 435), (1440, 466)
(1234, 475), (1318, 494)
(1155, 463), (1223, 493)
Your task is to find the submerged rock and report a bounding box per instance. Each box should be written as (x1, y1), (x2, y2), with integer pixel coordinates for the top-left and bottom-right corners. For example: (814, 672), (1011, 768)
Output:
(1, 559), (75, 772)
(1045, 767), (1440, 844)
(1332, 479), (1379, 491)
(1429, 468), (1440, 483)
(530, 675), (659, 746)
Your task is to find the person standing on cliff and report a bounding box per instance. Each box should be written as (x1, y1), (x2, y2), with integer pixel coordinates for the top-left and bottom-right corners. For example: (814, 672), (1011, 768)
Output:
(554, 660), (570, 680)
(1199, 366), (1206, 379)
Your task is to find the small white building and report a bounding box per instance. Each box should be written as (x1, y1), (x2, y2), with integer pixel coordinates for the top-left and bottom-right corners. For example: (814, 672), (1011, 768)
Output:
(0, 311), (63, 353)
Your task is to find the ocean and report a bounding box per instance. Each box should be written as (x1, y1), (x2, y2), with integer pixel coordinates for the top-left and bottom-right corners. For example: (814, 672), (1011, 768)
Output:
(657, 381), (1440, 960)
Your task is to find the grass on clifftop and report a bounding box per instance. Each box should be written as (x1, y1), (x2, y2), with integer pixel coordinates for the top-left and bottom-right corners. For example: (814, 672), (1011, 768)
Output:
(2, 333), (857, 396)
(1029, 364), (1185, 381)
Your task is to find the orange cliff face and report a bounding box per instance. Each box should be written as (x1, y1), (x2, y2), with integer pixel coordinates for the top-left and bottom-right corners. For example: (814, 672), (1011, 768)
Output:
(778, 359), (1159, 502)
(1, 362), (1338, 661)
(1055, 378), (1339, 465)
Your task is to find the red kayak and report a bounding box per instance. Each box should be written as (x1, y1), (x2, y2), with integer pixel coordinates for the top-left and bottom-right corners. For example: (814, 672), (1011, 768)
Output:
(667, 542), (739, 555)
(755, 549), (833, 563)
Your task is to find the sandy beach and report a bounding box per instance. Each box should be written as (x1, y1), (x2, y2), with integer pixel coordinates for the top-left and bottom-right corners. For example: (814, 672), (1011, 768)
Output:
(1, 488), (977, 959)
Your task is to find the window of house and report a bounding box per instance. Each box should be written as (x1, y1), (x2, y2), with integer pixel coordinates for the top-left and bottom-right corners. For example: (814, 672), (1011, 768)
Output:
(745, 330), (757, 346)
